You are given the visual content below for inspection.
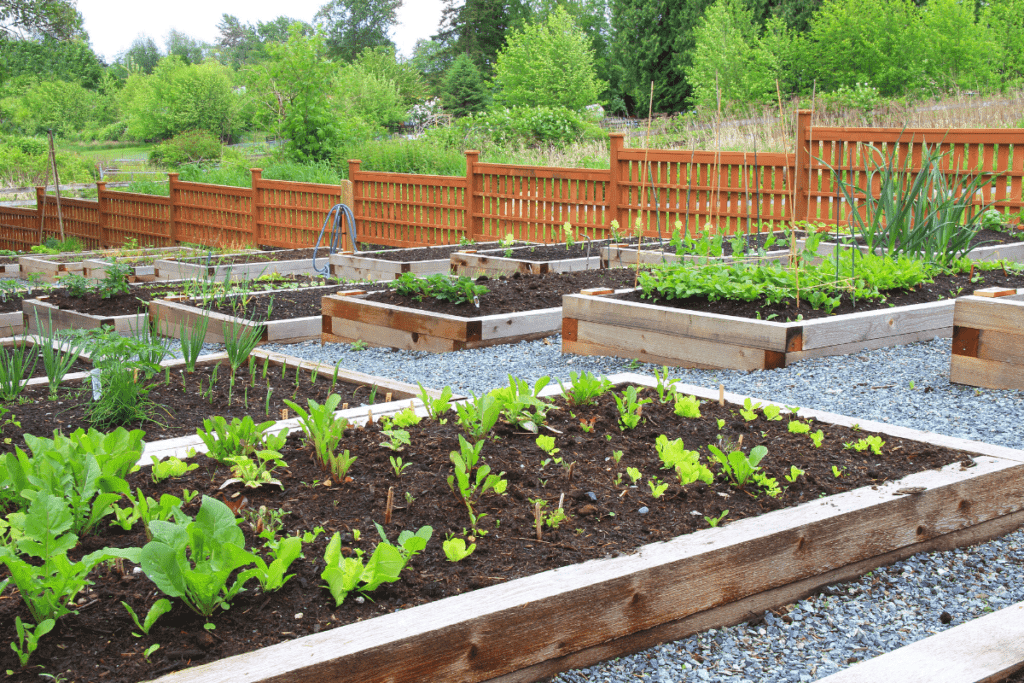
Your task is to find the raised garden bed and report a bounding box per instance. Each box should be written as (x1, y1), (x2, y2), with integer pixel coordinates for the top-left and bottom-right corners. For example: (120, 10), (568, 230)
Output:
(602, 232), (796, 269)
(0, 255), (20, 279)
(6, 375), (1020, 682)
(23, 293), (148, 336)
(322, 269), (641, 352)
(150, 283), (381, 345)
(18, 250), (115, 283)
(798, 227), (1024, 264)
(329, 242), (510, 282)
(82, 247), (201, 282)
(1, 348), (435, 446)
(153, 248), (317, 282)
(950, 288), (1024, 391)
(564, 277), (1024, 370)
(451, 241), (610, 277)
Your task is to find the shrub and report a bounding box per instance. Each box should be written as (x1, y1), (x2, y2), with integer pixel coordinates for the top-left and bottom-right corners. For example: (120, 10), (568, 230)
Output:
(336, 137), (464, 176)
(148, 129), (222, 167)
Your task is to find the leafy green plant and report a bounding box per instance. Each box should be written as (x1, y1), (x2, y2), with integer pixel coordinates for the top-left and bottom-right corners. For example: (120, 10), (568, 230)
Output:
(0, 493), (126, 624)
(121, 599), (172, 637)
(150, 455), (198, 483)
(652, 366), (679, 402)
(809, 430), (825, 447)
(443, 535), (476, 562)
(118, 496), (258, 621)
(489, 375), (553, 433)
(380, 428), (411, 451)
(179, 311), (210, 373)
(327, 449), (357, 484)
(10, 616), (54, 667)
(389, 455), (411, 477)
(535, 434), (559, 457)
(626, 466), (642, 484)
(391, 406), (422, 428)
(417, 383), (453, 422)
(648, 477), (669, 498)
(321, 524), (432, 607)
(57, 272), (92, 298)
(0, 341), (38, 402)
(33, 313), (85, 399)
(762, 404), (783, 421)
(832, 465), (846, 478)
(709, 444), (768, 487)
(655, 435), (713, 486)
(739, 398), (762, 421)
(558, 370), (613, 407)
(673, 393), (702, 418)
(240, 535), (304, 593)
(284, 394), (347, 470)
(447, 435), (507, 534)
(788, 421), (811, 434)
(454, 392), (503, 440)
(847, 435), (885, 454)
(195, 415), (287, 464)
(97, 261), (130, 299)
(785, 465), (805, 483)
(705, 509), (729, 527)
(390, 272), (489, 305)
(614, 385), (651, 430)
(224, 449), (287, 489)
(4, 427), (143, 534)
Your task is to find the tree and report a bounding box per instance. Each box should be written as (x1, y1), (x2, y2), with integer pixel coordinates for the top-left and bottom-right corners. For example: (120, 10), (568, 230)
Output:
(0, 0), (83, 40)
(4, 78), (106, 135)
(354, 45), (427, 105)
(314, 0), (402, 62)
(805, 0), (926, 95)
(609, 0), (690, 113)
(981, 0), (1024, 85)
(214, 14), (311, 68)
(440, 52), (488, 117)
(117, 34), (161, 74)
(686, 0), (774, 108)
(0, 35), (102, 86)
(408, 38), (449, 94)
(435, 0), (530, 73)
(120, 56), (236, 140)
(165, 29), (205, 65)
(492, 6), (605, 110)
(918, 0), (995, 90)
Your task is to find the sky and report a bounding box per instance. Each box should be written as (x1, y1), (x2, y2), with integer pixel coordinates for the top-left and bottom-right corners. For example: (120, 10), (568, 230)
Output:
(76, 0), (446, 64)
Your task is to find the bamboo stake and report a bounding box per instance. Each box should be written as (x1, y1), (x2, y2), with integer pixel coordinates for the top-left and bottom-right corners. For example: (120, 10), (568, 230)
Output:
(634, 81), (655, 288)
(535, 501), (543, 541)
(47, 130), (65, 241)
(384, 486), (394, 525)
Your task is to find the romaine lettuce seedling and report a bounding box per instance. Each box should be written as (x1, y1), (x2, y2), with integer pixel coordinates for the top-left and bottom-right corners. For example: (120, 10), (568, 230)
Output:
(788, 421), (810, 434)
(648, 477), (669, 499)
(784, 465), (805, 483)
(443, 536), (476, 562)
(656, 435), (713, 486)
(673, 394), (702, 418)
(705, 509), (729, 528)
(709, 444), (768, 486)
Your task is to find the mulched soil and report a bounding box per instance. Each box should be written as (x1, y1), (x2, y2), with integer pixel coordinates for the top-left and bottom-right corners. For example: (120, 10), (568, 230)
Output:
(4, 360), (385, 445)
(199, 284), (387, 322)
(367, 268), (648, 317)
(0, 288), (46, 314)
(351, 241), (513, 262)
(621, 267), (1024, 322)
(479, 240), (613, 261)
(176, 248), (328, 267)
(0, 256), (20, 265)
(0, 383), (972, 682)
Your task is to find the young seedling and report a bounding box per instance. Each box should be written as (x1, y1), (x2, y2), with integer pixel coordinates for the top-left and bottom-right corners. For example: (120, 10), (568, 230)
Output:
(788, 421), (810, 434)
(648, 477), (669, 499)
(673, 393), (702, 418)
(390, 455), (411, 477)
(784, 465), (805, 483)
(626, 466), (642, 484)
(443, 535), (476, 562)
(705, 509), (729, 527)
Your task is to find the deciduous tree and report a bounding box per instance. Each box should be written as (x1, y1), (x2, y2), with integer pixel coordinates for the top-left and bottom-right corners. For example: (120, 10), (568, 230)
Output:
(314, 0), (401, 62)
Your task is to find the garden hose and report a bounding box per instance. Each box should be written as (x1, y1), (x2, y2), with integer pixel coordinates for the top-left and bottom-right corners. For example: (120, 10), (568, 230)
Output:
(313, 203), (357, 277)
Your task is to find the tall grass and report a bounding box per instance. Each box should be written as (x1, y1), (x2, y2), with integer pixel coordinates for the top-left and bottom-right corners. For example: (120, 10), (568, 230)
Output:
(338, 137), (465, 176)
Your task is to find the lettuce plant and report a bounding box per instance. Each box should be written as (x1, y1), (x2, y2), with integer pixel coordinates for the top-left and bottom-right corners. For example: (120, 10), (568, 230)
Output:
(709, 444), (768, 486)
(614, 386), (651, 430)
(443, 536), (475, 562)
(656, 435), (713, 486)
(454, 392), (503, 441)
(447, 436), (507, 534)
(558, 371), (613, 407)
(489, 375), (553, 433)
(284, 394), (347, 469)
(321, 524), (432, 607)
(673, 393), (701, 418)
(195, 415), (287, 464)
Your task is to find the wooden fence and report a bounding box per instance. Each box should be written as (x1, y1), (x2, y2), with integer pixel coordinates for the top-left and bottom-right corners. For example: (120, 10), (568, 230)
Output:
(1, 110), (1021, 252)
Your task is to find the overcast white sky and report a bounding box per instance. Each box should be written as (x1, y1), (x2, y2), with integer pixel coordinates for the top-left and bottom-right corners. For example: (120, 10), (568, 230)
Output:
(77, 0), (445, 64)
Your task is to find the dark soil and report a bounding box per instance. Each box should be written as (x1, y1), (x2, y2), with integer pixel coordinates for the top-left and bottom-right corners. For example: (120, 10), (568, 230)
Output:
(625, 231), (801, 257)
(352, 241), (513, 262)
(623, 268), (1024, 322)
(200, 284), (387, 322)
(3, 359), (385, 445)
(479, 240), (614, 261)
(0, 255), (19, 265)
(826, 227), (1024, 250)
(368, 268), (646, 317)
(176, 248), (327, 267)
(0, 288), (46, 314)
(0, 384), (972, 682)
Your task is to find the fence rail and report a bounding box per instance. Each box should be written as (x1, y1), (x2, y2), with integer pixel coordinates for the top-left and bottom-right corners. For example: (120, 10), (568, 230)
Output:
(1, 110), (1021, 253)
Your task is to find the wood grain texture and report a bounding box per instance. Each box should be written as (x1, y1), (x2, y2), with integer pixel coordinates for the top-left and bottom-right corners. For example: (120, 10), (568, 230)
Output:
(800, 300), (953, 350)
(788, 326), (952, 363)
(814, 601), (1024, 683)
(24, 297), (146, 335)
(950, 354), (1024, 391)
(953, 295), (1024, 336)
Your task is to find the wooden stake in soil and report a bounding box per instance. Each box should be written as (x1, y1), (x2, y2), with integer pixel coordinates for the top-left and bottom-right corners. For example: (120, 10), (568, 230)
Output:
(535, 501), (543, 541)
(385, 392), (392, 403)
(46, 129), (66, 241)
(384, 487), (394, 525)
(280, 408), (288, 421)
(718, 384), (725, 406)
(566, 462), (575, 484)
(342, 403), (349, 410)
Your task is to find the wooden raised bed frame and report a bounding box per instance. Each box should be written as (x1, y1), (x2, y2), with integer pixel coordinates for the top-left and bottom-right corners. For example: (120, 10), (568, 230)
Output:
(321, 288), (623, 352)
(329, 242), (505, 282)
(23, 295), (146, 336)
(152, 249), (298, 282)
(149, 284), (346, 345)
(601, 243), (791, 269)
(950, 288), (1024, 390)
(451, 245), (603, 277)
(19, 251), (114, 283)
(563, 287), (1024, 371)
(142, 375), (1024, 683)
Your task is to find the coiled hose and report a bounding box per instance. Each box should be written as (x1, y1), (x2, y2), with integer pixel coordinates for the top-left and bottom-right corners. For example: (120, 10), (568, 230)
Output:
(313, 203), (357, 276)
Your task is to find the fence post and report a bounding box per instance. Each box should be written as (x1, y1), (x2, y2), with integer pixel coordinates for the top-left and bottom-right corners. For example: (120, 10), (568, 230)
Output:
(250, 168), (262, 248)
(96, 181), (109, 247)
(465, 150), (480, 242)
(166, 173), (178, 246)
(339, 179), (354, 250)
(794, 109), (812, 223)
(608, 133), (624, 235)
(35, 186), (45, 243)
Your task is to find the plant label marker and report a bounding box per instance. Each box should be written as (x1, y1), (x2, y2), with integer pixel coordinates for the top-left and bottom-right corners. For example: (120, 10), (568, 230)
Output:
(719, 384), (725, 406)
(535, 501), (543, 541)
(280, 409), (288, 420)
(385, 392), (392, 403)
(342, 403), (348, 410)
(385, 487), (394, 525)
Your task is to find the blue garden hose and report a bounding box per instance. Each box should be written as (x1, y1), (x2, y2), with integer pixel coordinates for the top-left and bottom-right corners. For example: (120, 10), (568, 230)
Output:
(313, 203), (357, 276)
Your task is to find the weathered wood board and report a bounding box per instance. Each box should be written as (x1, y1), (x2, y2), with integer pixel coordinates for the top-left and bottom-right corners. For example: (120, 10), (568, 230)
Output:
(451, 247), (602, 277)
(0, 310), (23, 337)
(0, 262), (20, 279)
(153, 251), (316, 282)
(82, 247), (200, 282)
(143, 375), (1024, 683)
(601, 243), (791, 269)
(563, 288), (1023, 370)
(815, 600), (1024, 683)
(328, 243), (504, 282)
(321, 291), (564, 352)
(950, 294), (1024, 390)
(23, 296), (147, 336)
(18, 251), (115, 283)
(800, 238), (1024, 264)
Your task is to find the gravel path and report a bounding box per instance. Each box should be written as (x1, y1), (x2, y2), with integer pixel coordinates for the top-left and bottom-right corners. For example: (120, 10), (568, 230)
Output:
(255, 334), (1024, 682)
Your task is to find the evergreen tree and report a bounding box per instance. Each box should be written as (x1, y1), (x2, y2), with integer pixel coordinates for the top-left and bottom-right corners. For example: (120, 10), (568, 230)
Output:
(609, 0), (689, 113)
(440, 52), (488, 117)
(434, 0), (529, 74)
